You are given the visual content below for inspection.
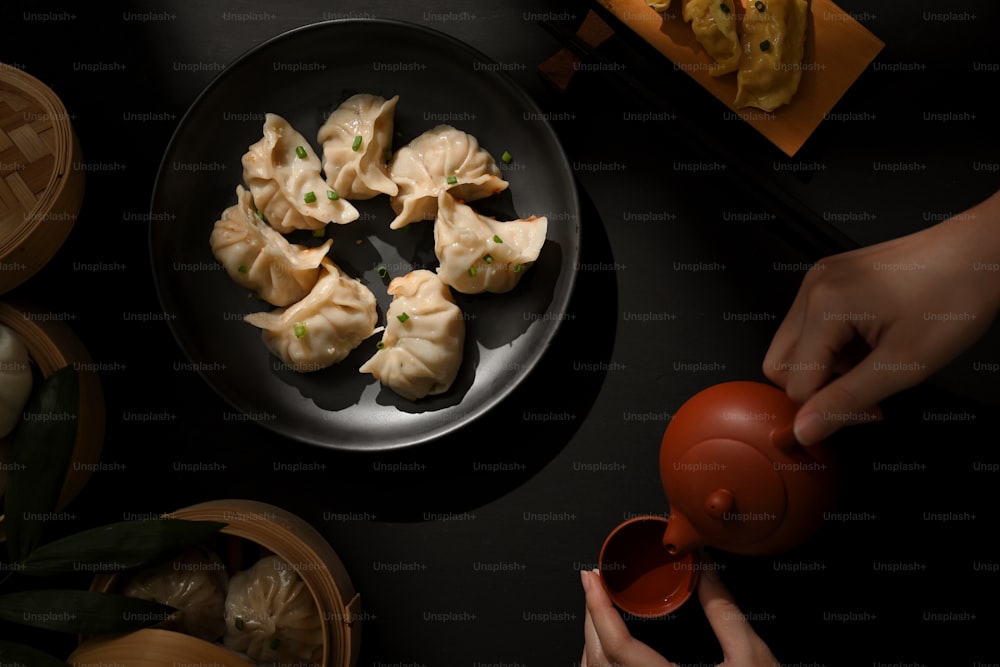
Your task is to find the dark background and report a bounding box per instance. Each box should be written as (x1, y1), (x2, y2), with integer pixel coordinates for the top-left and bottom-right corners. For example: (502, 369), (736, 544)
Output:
(2, 1), (999, 665)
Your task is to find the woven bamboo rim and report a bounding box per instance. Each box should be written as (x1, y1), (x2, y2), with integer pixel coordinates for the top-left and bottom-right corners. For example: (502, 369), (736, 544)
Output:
(0, 301), (105, 541)
(0, 64), (84, 293)
(87, 499), (361, 667)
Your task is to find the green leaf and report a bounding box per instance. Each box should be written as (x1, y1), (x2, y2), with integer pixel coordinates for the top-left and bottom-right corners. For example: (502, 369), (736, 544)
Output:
(0, 640), (72, 667)
(19, 518), (227, 576)
(4, 365), (80, 564)
(0, 589), (175, 634)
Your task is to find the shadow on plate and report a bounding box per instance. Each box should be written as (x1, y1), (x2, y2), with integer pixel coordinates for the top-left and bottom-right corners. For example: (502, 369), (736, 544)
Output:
(454, 239), (561, 351)
(267, 341), (377, 411)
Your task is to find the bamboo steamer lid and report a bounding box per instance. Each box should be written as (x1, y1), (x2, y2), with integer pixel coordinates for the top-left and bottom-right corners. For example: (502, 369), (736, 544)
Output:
(83, 499), (362, 667)
(0, 64), (84, 293)
(0, 301), (105, 540)
(68, 628), (256, 667)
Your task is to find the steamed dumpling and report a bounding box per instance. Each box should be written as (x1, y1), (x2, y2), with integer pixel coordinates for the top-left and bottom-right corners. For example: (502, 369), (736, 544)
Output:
(318, 93), (399, 200)
(433, 192), (547, 294)
(242, 113), (360, 232)
(122, 547), (228, 642)
(223, 555), (323, 666)
(683, 0), (740, 76)
(386, 124), (508, 229)
(210, 185), (333, 306)
(734, 0), (809, 111)
(359, 270), (464, 400)
(244, 259), (380, 372)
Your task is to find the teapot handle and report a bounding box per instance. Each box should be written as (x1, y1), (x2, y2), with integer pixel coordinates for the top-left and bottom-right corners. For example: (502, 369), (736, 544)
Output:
(769, 423), (798, 454)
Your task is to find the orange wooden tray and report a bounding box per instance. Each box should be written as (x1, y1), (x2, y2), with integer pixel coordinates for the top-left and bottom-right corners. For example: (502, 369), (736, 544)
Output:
(594, 0), (884, 156)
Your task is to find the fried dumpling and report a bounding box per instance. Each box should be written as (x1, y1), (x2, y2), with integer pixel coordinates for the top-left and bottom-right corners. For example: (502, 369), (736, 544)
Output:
(734, 0), (809, 111)
(433, 192), (547, 294)
(210, 185), (333, 306)
(387, 124), (508, 229)
(122, 547), (228, 642)
(318, 93), (399, 200)
(683, 0), (740, 76)
(223, 555), (323, 666)
(244, 259), (380, 372)
(242, 113), (359, 232)
(359, 270), (465, 400)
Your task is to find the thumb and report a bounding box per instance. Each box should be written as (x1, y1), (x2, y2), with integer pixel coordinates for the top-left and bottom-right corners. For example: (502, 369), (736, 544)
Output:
(697, 563), (777, 665)
(792, 360), (890, 446)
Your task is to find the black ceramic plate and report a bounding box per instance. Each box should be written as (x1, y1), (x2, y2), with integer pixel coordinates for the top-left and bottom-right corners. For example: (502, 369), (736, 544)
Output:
(150, 20), (580, 451)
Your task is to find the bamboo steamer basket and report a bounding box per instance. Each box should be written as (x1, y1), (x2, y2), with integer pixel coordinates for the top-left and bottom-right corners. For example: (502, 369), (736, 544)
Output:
(67, 628), (256, 667)
(0, 301), (105, 540)
(0, 64), (84, 293)
(79, 499), (362, 667)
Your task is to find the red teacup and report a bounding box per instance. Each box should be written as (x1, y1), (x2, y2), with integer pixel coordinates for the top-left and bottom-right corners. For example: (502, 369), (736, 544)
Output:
(597, 515), (699, 618)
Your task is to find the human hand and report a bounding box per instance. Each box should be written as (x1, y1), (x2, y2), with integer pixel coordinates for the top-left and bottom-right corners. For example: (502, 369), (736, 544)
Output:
(580, 566), (778, 667)
(764, 193), (1000, 445)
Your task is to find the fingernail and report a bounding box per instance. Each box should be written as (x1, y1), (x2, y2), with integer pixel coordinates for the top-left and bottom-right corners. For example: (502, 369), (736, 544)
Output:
(793, 410), (827, 446)
(580, 569), (593, 592)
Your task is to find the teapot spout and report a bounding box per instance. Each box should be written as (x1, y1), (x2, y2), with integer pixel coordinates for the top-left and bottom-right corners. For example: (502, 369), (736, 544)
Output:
(662, 510), (702, 555)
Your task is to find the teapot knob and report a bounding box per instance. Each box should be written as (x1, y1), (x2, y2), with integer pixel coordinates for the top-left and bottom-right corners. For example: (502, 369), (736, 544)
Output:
(704, 489), (734, 520)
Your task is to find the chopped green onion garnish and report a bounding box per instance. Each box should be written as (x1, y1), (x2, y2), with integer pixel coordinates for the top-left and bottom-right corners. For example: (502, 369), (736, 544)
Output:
(270, 639), (281, 651)
(468, 265), (477, 277)
(312, 227), (325, 237)
(446, 175), (458, 185)
(293, 322), (307, 338)
(237, 264), (248, 273)
(377, 266), (388, 278)
(304, 191), (317, 203)
(397, 312), (410, 323)
(327, 189), (339, 200)
(501, 150), (513, 164)
(720, 2), (731, 13)
(760, 39), (771, 52)
(235, 617), (245, 631)
(755, 0), (766, 10)
(493, 235), (503, 243)
(376, 340), (385, 350)
(513, 264), (523, 273)
(255, 210), (267, 222)
(483, 254), (494, 264)
(352, 135), (363, 151)
(295, 145), (307, 159)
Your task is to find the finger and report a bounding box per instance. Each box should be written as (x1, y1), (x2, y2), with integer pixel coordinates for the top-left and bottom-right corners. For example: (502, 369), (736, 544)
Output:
(781, 310), (867, 405)
(582, 572), (611, 667)
(762, 286), (810, 387)
(762, 260), (833, 387)
(697, 565), (777, 664)
(583, 602), (599, 667)
(792, 334), (942, 446)
(793, 351), (916, 446)
(580, 570), (677, 667)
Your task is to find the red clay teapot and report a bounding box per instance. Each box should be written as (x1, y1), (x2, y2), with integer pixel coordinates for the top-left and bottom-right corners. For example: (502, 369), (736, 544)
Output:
(599, 381), (838, 617)
(659, 380), (837, 556)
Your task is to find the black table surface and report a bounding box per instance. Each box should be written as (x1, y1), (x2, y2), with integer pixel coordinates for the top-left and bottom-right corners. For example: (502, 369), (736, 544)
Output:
(2, 1), (999, 665)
